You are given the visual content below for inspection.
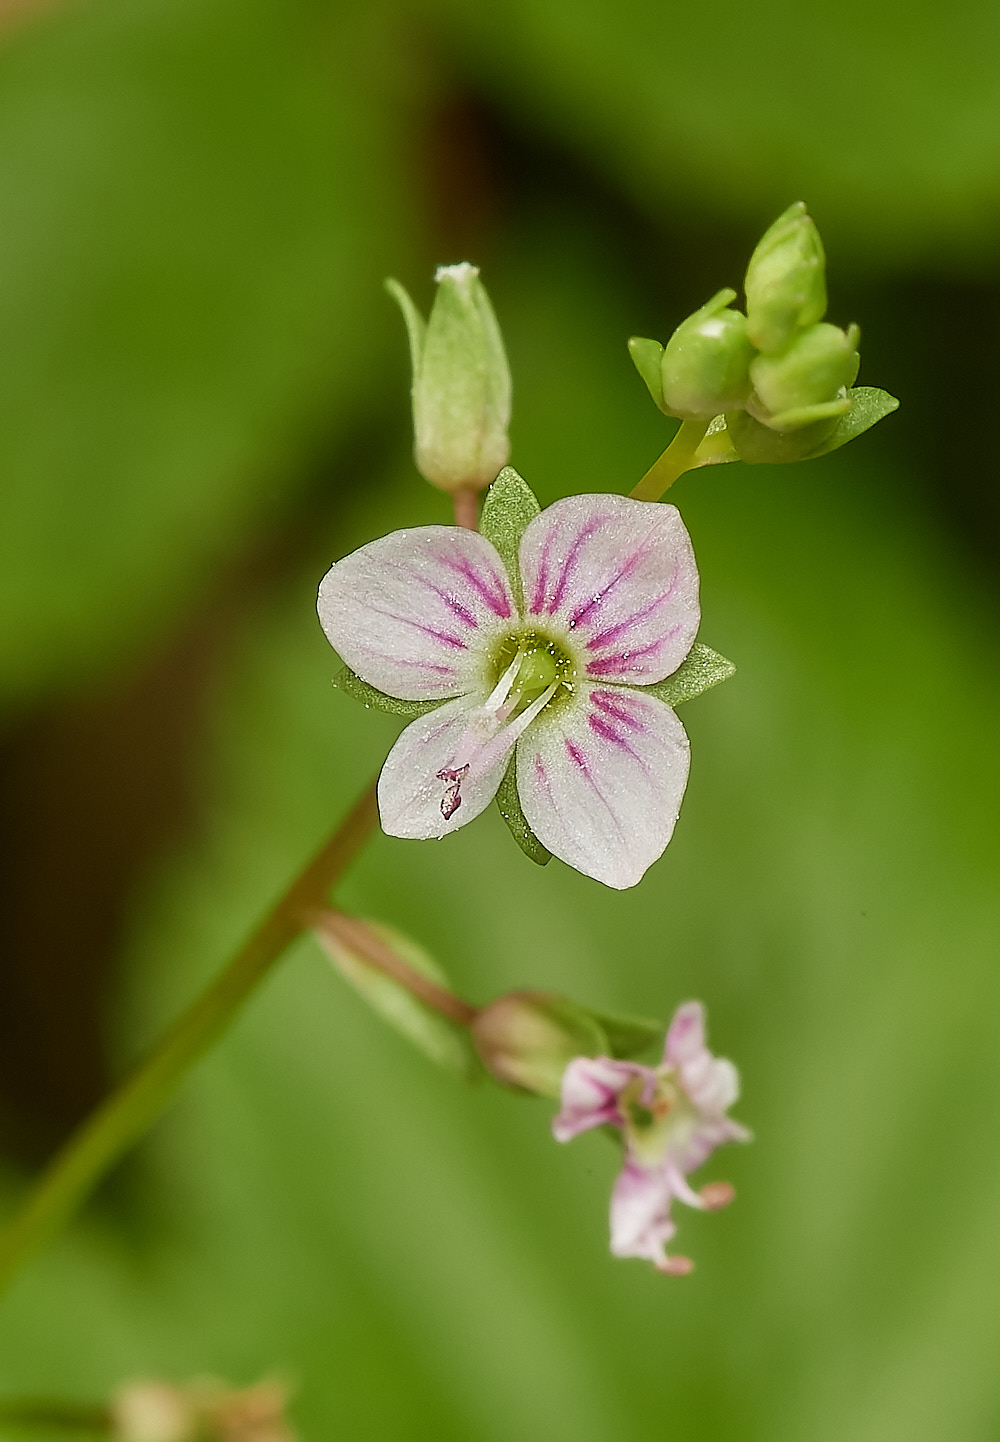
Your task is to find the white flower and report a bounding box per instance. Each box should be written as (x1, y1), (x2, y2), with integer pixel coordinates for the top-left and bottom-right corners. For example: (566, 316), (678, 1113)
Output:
(553, 1001), (750, 1274)
(317, 492), (700, 888)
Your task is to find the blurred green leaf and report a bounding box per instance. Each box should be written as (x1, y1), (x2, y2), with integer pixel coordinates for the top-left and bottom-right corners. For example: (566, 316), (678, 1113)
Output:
(0, 0), (412, 703)
(585, 1008), (663, 1059)
(317, 917), (478, 1081)
(426, 0), (1000, 265)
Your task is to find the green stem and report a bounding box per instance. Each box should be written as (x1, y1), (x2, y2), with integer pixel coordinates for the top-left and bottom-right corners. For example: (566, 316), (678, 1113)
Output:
(0, 1400), (110, 1434)
(311, 908), (478, 1027)
(0, 780), (380, 1300)
(629, 418), (711, 501)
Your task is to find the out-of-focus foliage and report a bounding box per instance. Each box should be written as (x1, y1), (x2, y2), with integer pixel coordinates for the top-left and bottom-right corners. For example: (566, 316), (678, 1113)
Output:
(0, 1), (998, 1440)
(0, 0), (411, 703)
(426, 0), (1000, 266)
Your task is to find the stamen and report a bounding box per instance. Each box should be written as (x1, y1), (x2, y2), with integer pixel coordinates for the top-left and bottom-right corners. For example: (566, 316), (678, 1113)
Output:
(433, 678), (559, 822)
(659, 1255), (695, 1277)
(436, 763), (469, 820)
(699, 1181), (735, 1211)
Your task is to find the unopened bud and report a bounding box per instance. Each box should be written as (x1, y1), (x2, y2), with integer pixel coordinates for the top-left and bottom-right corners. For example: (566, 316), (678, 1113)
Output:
(112, 1379), (294, 1442)
(111, 1383), (192, 1442)
(472, 991), (607, 1098)
(386, 263), (511, 494)
(660, 289), (754, 418)
(749, 322), (860, 430)
(699, 1180), (736, 1211)
(744, 202), (827, 353)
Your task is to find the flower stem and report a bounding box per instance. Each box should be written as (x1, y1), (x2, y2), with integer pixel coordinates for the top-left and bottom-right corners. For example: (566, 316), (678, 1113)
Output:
(451, 486), (479, 530)
(629, 418), (711, 501)
(0, 780), (380, 1300)
(310, 908), (478, 1026)
(0, 1398), (110, 1433)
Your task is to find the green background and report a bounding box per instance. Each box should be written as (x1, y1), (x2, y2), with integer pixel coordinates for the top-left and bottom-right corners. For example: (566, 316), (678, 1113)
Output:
(0, 0), (997, 1437)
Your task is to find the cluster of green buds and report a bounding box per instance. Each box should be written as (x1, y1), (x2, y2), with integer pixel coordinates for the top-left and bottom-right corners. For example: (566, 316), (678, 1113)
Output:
(629, 203), (897, 466)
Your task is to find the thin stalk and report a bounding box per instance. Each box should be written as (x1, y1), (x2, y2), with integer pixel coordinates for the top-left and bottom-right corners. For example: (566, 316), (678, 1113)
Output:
(0, 1400), (109, 1434)
(451, 486), (479, 530)
(630, 418), (711, 501)
(311, 908), (478, 1027)
(0, 780), (379, 1299)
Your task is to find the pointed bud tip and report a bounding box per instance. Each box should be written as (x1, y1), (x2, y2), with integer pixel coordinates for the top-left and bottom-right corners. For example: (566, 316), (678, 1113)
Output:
(434, 261), (480, 285)
(699, 1180), (736, 1211)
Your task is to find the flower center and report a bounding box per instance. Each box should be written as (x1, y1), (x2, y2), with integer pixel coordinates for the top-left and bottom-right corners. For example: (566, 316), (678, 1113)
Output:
(620, 1071), (685, 1166)
(490, 630), (576, 717)
(434, 634), (575, 822)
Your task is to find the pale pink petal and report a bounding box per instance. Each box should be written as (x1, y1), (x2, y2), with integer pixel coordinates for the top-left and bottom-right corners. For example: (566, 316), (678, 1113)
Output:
(673, 1116), (752, 1176)
(664, 1000), (707, 1067)
(318, 526), (514, 701)
(518, 494), (699, 685)
(516, 685), (690, 889)
(377, 695), (514, 840)
(552, 1056), (646, 1142)
(667, 1003), (743, 1115)
(610, 1161), (676, 1264)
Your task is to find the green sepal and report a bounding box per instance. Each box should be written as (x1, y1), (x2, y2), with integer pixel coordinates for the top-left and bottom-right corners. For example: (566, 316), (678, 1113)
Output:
(627, 335), (668, 412)
(726, 407), (840, 464)
(322, 919), (479, 1081)
(480, 466), (541, 607)
(804, 386), (900, 457)
(586, 1008), (664, 1059)
(727, 386), (898, 464)
(692, 414), (739, 467)
(640, 641), (736, 707)
(384, 277), (426, 379)
(333, 665), (443, 719)
(495, 756), (551, 866)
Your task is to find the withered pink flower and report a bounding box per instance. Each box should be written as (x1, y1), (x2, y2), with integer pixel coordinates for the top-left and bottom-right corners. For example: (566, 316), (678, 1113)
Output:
(553, 1001), (750, 1274)
(318, 493), (699, 888)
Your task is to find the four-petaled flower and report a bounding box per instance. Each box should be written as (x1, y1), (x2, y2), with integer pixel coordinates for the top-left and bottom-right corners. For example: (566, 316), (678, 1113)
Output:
(317, 492), (700, 888)
(553, 1001), (750, 1274)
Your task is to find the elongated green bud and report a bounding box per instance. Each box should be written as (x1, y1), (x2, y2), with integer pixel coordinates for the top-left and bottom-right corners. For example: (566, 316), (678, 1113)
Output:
(472, 991), (607, 1098)
(660, 288), (754, 418)
(386, 263), (511, 494)
(749, 321), (860, 430)
(744, 202), (827, 353)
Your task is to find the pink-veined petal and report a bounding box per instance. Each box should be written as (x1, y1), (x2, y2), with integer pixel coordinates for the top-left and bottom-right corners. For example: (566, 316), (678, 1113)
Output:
(552, 1056), (646, 1142)
(516, 685), (690, 889)
(672, 1115), (752, 1176)
(318, 526), (515, 701)
(377, 695), (514, 840)
(667, 1002), (743, 1115)
(518, 494), (699, 685)
(610, 1161), (676, 1264)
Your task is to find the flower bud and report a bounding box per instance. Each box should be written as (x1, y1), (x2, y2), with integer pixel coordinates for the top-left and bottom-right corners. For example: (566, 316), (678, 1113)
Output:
(744, 202), (827, 353)
(386, 263), (511, 494)
(472, 991), (607, 1098)
(749, 322), (860, 430)
(111, 1383), (192, 1442)
(112, 1379), (294, 1442)
(660, 289), (754, 418)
